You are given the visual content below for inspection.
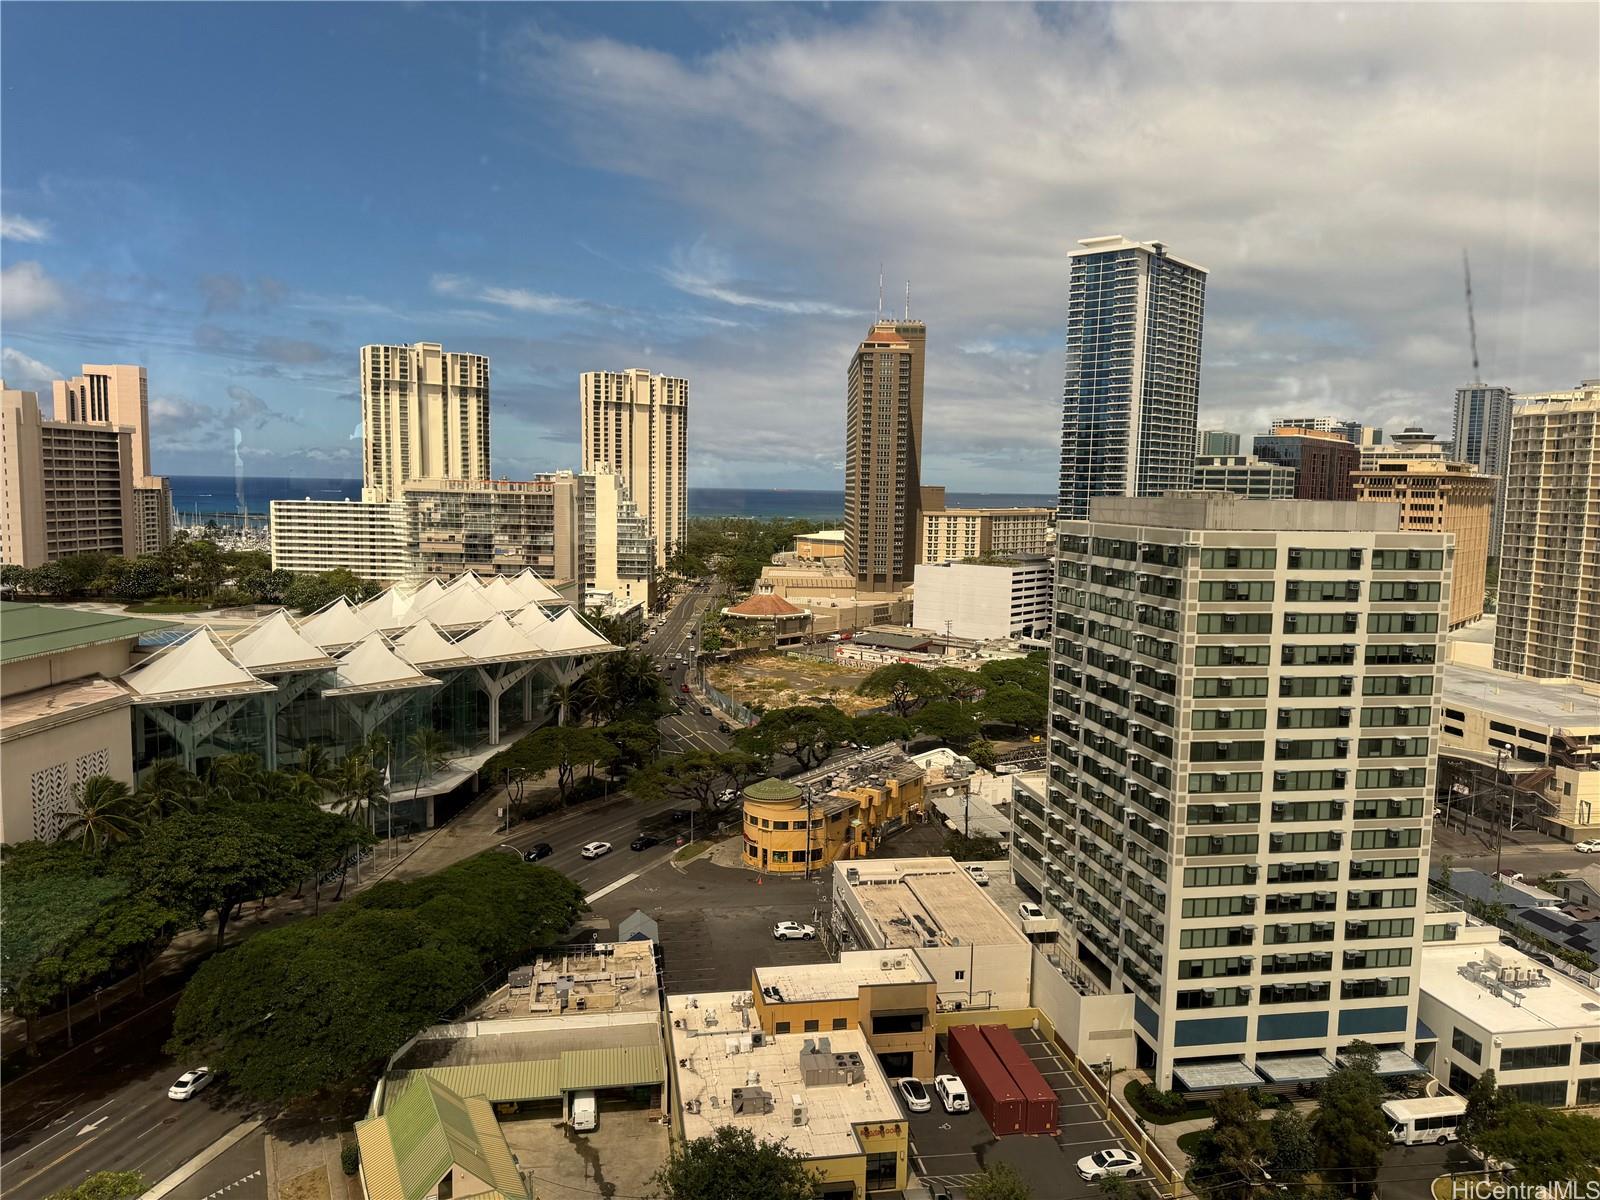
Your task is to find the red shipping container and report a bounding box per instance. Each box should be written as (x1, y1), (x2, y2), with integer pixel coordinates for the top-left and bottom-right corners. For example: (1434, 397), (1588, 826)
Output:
(980, 1024), (1059, 1135)
(946, 1025), (1026, 1136)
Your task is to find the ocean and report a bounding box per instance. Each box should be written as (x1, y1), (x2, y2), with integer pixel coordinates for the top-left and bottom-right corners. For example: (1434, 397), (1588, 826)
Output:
(168, 476), (1054, 526)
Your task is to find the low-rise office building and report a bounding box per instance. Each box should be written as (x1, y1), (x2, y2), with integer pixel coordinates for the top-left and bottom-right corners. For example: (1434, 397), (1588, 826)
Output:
(667, 990), (909, 1198)
(741, 753), (924, 874)
(752, 952), (937, 1079)
(794, 530), (848, 561)
(829, 857), (1034, 1012)
(1191, 454), (1297, 499)
(912, 558), (1052, 642)
(1438, 663), (1600, 841)
(919, 507), (1052, 566)
(269, 498), (410, 581)
(1253, 427), (1360, 501)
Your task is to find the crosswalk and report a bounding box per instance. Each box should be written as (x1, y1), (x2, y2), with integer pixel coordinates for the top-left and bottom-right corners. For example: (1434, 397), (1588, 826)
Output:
(196, 1169), (262, 1200)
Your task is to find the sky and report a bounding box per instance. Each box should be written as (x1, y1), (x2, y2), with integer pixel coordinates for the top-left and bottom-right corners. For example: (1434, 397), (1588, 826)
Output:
(2, 2), (1596, 492)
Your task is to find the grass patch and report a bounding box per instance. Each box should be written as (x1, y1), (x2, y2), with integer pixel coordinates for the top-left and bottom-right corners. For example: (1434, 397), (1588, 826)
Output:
(126, 597), (212, 613)
(1176, 1130), (1211, 1156)
(1124, 1079), (1212, 1125)
(673, 840), (713, 862)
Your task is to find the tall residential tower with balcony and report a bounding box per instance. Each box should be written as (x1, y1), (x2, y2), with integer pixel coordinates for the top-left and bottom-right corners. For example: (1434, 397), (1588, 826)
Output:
(845, 320), (926, 591)
(580, 369), (688, 570)
(1029, 493), (1448, 1091)
(1058, 237), (1206, 520)
(361, 343), (490, 502)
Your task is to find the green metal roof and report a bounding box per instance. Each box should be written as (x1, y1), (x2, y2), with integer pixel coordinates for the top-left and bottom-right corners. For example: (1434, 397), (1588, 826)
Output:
(361, 1076), (525, 1200)
(386, 1047), (663, 1108)
(559, 1045), (665, 1091)
(744, 777), (802, 802)
(0, 602), (175, 665)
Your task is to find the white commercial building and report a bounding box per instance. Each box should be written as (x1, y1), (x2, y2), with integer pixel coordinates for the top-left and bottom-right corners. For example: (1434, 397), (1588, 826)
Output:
(1038, 493), (1450, 1091)
(581, 369), (687, 569)
(912, 559), (1051, 642)
(269, 498), (410, 581)
(361, 342), (490, 502)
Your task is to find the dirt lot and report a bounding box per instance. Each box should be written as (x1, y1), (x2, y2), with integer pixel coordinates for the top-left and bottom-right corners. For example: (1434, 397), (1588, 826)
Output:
(706, 652), (879, 713)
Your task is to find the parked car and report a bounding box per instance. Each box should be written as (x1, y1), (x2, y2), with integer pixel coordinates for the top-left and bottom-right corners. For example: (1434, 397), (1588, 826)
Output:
(935, 1074), (970, 1113)
(1575, 840), (1600, 853)
(167, 1067), (215, 1101)
(965, 865), (990, 886)
(897, 1077), (932, 1113)
(699, 705), (713, 716)
(524, 842), (554, 861)
(1018, 901), (1044, 921)
(717, 721), (732, 733)
(580, 841), (612, 859)
(680, 683), (692, 694)
(1078, 1150), (1142, 1181)
(772, 921), (816, 941)
(570, 1090), (597, 1132)
(630, 833), (662, 851)
(668, 809), (692, 824)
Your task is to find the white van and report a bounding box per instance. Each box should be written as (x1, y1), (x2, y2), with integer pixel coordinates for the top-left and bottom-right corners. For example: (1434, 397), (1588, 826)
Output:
(570, 1090), (597, 1132)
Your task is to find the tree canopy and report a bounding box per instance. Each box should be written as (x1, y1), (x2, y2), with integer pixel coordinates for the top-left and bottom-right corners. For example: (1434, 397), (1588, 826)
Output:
(736, 705), (853, 770)
(652, 1127), (821, 1200)
(856, 663), (937, 718)
(965, 1161), (1034, 1200)
(45, 1172), (147, 1200)
(1311, 1041), (1387, 1196)
(631, 750), (767, 810)
(169, 852), (585, 1103)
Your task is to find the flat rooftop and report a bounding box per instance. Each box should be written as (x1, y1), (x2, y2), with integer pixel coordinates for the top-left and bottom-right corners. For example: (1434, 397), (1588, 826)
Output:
(0, 676), (129, 737)
(0, 601), (174, 665)
(668, 991), (901, 1161)
(1084, 493), (1405, 534)
(1441, 663), (1600, 735)
(755, 951), (932, 1003)
(839, 858), (1028, 949)
(1421, 943), (1600, 1034)
(469, 942), (661, 1020)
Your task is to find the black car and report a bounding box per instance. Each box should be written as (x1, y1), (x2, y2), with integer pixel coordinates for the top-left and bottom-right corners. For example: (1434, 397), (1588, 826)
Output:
(524, 842), (554, 861)
(699, 705), (713, 716)
(630, 833), (662, 851)
(668, 809), (692, 824)
(717, 721), (731, 733)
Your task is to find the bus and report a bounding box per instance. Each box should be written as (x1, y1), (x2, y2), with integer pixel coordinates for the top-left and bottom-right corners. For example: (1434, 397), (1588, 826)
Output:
(1382, 1096), (1468, 1145)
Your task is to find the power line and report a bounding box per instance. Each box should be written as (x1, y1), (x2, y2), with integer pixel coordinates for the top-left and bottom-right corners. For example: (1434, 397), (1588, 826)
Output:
(1463, 249), (1482, 385)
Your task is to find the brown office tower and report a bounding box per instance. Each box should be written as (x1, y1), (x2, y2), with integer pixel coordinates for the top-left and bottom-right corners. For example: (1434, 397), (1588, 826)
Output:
(845, 319), (925, 591)
(1253, 427), (1359, 501)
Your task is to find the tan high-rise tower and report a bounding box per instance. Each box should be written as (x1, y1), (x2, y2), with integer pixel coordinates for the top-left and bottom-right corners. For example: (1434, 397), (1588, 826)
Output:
(580, 369), (688, 569)
(48, 364), (170, 553)
(845, 319), (925, 591)
(361, 343), (490, 502)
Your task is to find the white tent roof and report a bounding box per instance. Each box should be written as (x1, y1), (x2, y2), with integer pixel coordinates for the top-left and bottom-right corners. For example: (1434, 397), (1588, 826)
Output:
(123, 628), (277, 703)
(392, 619), (474, 670)
(418, 578), (501, 630)
(453, 614), (549, 664)
(508, 568), (566, 606)
(356, 585), (428, 634)
(536, 608), (614, 654)
(297, 597), (378, 651)
(321, 633), (440, 697)
(227, 610), (337, 674)
(510, 602), (554, 632)
(481, 575), (529, 614)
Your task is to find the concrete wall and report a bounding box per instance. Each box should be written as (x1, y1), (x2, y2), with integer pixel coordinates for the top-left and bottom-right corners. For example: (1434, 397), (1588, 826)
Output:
(1028, 948), (1138, 1072)
(1, 700), (134, 844)
(2, 641), (134, 697)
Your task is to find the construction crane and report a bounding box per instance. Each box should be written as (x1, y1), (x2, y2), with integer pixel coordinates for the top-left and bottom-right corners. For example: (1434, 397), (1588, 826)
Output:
(1463, 249), (1482, 385)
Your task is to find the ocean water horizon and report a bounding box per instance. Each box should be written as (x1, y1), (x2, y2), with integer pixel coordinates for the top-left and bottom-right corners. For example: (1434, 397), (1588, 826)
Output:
(168, 476), (1055, 524)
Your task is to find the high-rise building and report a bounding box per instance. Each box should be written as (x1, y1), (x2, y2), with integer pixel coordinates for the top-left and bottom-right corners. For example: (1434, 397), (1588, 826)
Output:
(1029, 492), (1448, 1090)
(48, 363), (170, 554)
(1494, 382), (1600, 683)
(1352, 460), (1494, 628)
(269, 498), (410, 582)
(1451, 385), (1515, 551)
(361, 343), (490, 503)
(919, 506), (1052, 565)
(1058, 237), (1206, 520)
(1191, 454), (1297, 499)
(1254, 428), (1359, 501)
(2, 385), (137, 565)
(580, 369), (688, 570)
(845, 319), (926, 590)
(1197, 430), (1241, 457)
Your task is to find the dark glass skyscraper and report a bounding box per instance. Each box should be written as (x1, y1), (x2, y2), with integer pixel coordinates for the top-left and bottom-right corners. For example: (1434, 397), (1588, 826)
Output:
(1058, 236), (1207, 519)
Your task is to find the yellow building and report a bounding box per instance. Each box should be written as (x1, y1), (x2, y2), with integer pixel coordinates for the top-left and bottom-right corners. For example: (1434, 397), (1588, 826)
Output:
(753, 953), (937, 1079)
(741, 767), (924, 874)
(794, 530), (847, 561)
(1352, 459), (1495, 628)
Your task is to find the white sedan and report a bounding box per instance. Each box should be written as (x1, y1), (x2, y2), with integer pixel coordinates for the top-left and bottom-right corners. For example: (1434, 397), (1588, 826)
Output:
(1078, 1149), (1143, 1181)
(580, 841), (613, 859)
(772, 921), (816, 941)
(167, 1067), (215, 1101)
(897, 1077), (932, 1113)
(1575, 840), (1600, 854)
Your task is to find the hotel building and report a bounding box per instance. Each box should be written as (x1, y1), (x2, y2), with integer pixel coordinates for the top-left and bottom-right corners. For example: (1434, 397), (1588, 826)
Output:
(845, 320), (927, 591)
(361, 342), (490, 502)
(1191, 454), (1297, 500)
(1451, 384), (1515, 551)
(919, 506), (1051, 566)
(1039, 493), (1448, 1090)
(580, 369), (687, 569)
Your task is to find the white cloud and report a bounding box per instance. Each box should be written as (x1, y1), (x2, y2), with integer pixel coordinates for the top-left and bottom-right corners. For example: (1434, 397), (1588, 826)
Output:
(430, 273), (587, 315)
(0, 213), (51, 243)
(508, 4), (1599, 486)
(0, 261), (67, 320)
(0, 347), (61, 389)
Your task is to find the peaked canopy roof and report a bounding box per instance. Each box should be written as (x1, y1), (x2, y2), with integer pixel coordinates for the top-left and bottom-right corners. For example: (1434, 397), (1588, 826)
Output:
(228, 610), (338, 674)
(453, 614), (549, 664)
(321, 633), (440, 698)
(537, 609), (613, 653)
(726, 591), (806, 618)
(480, 575), (529, 614)
(122, 628), (278, 704)
(392, 619), (475, 670)
(356, 585), (428, 634)
(507, 568), (565, 606)
(298, 597), (378, 652)
(418, 577), (502, 631)
(510, 602), (553, 633)
(355, 1076), (525, 1200)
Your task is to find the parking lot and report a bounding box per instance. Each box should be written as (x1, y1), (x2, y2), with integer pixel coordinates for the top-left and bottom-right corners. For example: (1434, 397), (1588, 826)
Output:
(911, 1029), (1132, 1200)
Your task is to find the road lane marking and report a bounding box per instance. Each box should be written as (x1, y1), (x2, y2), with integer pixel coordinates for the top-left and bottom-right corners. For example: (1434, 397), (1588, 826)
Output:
(586, 873), (639, 904)
(11, 1094), (120, 1157)
(142, 1119), (262, 1200)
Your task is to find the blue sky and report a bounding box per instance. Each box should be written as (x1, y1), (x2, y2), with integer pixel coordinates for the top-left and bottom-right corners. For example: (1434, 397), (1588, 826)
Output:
(3, 3), (1596, 489)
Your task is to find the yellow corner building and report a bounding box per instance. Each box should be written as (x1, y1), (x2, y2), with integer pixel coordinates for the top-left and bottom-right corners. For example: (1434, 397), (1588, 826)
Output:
(741, 767), (924, 875)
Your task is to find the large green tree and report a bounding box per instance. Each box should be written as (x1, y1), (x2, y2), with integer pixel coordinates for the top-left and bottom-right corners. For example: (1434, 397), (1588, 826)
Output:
(856, 663), (936, 719)
(45, 1171), (146, 1200)
(965, 1161), (1034, 1200)
(632, 750), (765, 811)
(1193, 1088), (1272, 1200)
(652, 1127), (820, 1200)
(1459, 1069), (1503, 1156)
(912, 700), (981, 749)
(1312, 1041), (1388, 1197)
(737, 704), (852, 770)
(489, 726), (619, 803)
(59, 776), (141, 854)
(1267, 1106), (1318, 1198)
(978, 683), (1047, 734)
(1475, 1103), (1600, 1186)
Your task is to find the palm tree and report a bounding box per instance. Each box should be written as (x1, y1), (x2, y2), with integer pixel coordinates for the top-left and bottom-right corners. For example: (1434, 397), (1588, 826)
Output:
(133, 757), (203, 821)
(406, 729), (451, 808)
(332, 753), (383, 826)
(576, 667), (617, 724)
(548, 679), (578, 727)
(293, 743), (339, 800)
(208, 753), (268, 805)
(60, 776), (140, 853)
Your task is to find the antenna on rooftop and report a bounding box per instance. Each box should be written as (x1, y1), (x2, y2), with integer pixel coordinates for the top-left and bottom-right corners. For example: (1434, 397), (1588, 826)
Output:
(904, 280), (911, 321)
(1463, 249), (1482, 385)
(877, 265), (884, 320)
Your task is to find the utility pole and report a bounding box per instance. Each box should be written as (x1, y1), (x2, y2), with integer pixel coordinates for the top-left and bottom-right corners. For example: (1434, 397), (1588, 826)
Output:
(1493, 747), (1509, 878)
